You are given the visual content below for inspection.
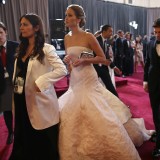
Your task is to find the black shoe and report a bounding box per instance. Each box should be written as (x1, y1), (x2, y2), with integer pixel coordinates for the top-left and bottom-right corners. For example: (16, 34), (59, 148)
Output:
(152, 148), (160, 157)
(150, 132), (157, 142)
(6, 133), (14, 145)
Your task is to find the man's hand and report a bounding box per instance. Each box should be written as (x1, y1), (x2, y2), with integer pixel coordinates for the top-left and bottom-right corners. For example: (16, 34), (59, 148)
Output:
(114, 67), (122, 75)
(143, 83), (149, 92)
(105, 59), (111, 66)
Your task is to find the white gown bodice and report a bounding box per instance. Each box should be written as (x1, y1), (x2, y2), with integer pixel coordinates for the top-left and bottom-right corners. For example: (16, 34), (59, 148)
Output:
(67, 46), (99, 89)
(66, 46), (131, 124)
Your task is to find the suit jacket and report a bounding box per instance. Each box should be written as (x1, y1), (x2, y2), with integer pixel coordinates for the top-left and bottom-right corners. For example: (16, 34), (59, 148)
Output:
(0, 40), (19, 94)
(13, 43), (67, 130)
(95, 35), (115, 69)
(0, 61), (5, 94)
(123, 39), (133, 60)
(94, 35), (118, 97)
(115, 37), (124, 58)
(144, 40), (160, 92)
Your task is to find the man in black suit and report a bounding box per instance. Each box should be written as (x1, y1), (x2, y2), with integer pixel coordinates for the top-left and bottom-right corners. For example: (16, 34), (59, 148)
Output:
(143, 18), (160, 158)
(0, 22), (19, 144)
(115, 30), (124, 75)
(94, 25), (121, 97)
(123, 32), (134, 76)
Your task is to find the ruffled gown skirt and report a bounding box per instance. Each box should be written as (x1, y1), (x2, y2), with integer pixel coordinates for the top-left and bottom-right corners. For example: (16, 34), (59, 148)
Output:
(59, 63), (141, 160)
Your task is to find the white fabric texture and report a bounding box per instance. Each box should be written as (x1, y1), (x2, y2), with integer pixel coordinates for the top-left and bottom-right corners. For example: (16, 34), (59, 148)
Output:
(58, 46), (146, 160)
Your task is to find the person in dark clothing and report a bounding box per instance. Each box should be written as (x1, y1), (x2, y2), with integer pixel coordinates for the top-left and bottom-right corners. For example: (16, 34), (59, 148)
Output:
(94, 25), (121, 97)
(122, 32), (134, 76)
(142, 35), (148, 62)
(114, 30), (124, 73)
(9, 13), (67, 160)
(143, 17), (160, 158)
(0, 22), (19, 145)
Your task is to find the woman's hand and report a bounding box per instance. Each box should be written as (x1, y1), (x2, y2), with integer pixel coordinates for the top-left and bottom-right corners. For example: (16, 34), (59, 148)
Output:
(35, 83), (41, 92)
(72, 58), (85, 67)
(63, 55), (71, 65)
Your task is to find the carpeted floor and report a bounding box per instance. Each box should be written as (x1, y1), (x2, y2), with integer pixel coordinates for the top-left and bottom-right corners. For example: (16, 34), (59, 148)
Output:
(116, 66), (157, 160)
(0, 66), (158, 160)
(0, 116), (13, 160)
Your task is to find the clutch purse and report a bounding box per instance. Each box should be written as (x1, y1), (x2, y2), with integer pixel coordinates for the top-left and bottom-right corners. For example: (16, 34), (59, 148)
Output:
(79, 51), (94, 58)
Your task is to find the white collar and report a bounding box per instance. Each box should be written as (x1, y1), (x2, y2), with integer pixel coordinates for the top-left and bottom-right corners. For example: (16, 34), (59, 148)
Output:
(101, 35), (107, 43)
(0, 41), (7, 48)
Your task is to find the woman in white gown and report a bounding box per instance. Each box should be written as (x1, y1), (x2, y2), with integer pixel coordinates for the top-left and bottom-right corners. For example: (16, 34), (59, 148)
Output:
(58, 4), (151, 160)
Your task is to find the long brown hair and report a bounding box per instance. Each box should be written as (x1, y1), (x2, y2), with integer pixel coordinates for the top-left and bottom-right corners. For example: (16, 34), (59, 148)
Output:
(18, 13), (45, 63)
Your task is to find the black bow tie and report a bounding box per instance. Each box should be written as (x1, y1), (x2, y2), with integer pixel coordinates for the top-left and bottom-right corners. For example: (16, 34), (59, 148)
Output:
(156, 41), (160, 44)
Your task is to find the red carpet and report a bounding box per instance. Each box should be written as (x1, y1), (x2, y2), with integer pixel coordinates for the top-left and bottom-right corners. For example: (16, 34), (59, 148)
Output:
(0, 66), (157, 160)
(54, 76), (69, 97)
(115, 76), (128, 86)
(0, 116), (13, 160)
(116, 66), (156, 160)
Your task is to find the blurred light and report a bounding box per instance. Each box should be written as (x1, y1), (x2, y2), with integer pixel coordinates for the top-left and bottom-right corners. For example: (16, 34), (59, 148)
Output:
(129, 21), (138, 29)
(0, 0), (5, 4)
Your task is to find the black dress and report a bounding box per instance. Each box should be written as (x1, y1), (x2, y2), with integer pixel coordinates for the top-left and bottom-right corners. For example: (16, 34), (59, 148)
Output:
(10, 57), (59, 160)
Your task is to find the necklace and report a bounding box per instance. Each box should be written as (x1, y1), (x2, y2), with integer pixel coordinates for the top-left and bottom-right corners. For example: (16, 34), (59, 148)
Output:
(22, 47), (34, 62)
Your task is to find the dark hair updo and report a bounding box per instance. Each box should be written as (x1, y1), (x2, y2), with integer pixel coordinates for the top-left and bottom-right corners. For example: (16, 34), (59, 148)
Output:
(67, 4), (86, 28)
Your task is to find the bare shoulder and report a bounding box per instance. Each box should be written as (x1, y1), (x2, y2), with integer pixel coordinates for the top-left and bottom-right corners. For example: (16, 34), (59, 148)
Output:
(64, 33), (70, 39)
(84, 32), (101, 51)
(64, 32), (72, 47)
(65, 31), (72, 38)
(85, 32), (94, 37)
(85, 32), (96, 41)
(84, 32), (97, 44)
(65, 32), (73, 41)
